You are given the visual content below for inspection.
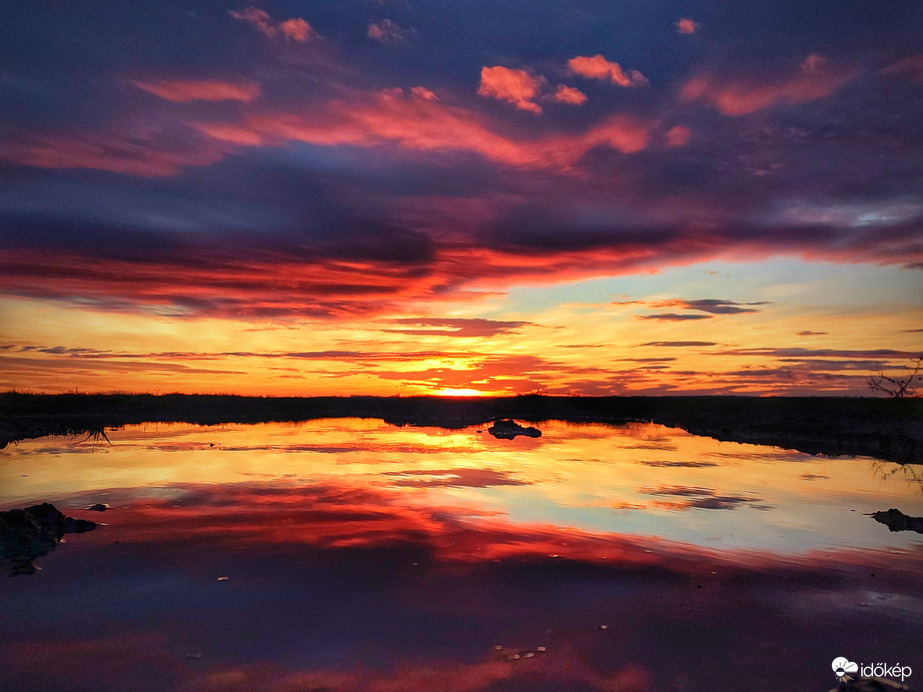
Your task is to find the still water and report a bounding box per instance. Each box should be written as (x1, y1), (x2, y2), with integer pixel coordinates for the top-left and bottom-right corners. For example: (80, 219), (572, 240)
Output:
(2, 419), (921, 691)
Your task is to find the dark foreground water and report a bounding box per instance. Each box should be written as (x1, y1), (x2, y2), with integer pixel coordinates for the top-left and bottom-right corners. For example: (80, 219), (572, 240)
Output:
(2, 419), (921, 692)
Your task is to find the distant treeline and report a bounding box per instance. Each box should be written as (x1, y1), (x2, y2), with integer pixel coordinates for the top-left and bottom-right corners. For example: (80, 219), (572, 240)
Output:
(1, 392), (921, 463)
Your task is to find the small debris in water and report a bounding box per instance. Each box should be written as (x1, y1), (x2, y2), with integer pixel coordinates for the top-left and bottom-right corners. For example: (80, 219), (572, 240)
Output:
(217, 576), (229, 581)
(536, 646), (547, 652)
(598, 624), (608, 630)
(87, 503), (110, 511)
(185, 653), (203, 659)
(493, 645), (503, 651)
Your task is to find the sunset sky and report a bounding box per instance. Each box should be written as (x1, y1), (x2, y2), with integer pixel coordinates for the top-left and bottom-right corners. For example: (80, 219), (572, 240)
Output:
(1, 0), (921, 396)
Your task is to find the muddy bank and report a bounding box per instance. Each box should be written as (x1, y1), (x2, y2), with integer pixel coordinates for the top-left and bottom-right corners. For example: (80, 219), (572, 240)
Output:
(0, 503), (97, 575)
(1, 392), (920, 463)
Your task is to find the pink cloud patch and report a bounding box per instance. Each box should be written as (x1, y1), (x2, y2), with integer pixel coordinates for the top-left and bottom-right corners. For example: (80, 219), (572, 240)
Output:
(477, 66), (544, 113)
(280, 18), (312, 42)
(675, 18), (698, 35)
(230, 6), (315, 42)
(665, 125), (691, 147)
(229, 6), (275, 38)
(882, 54), (923, 83)
(130, 79), (262, 103)
(552, 84), (587, 105)
(681, 55), (858, 115)
(567, 54), (648, 87)
(410, 86), (438, 101)
(367, 19), (412, 45)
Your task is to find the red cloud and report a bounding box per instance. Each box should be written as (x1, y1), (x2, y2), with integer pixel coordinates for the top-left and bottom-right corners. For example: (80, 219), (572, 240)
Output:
(196, 88), (652, 169)
(1, 79), (654, 181)
(477, 66), (544, 113)
(280, 17), (312, 41)
(675, 18), (698, 34)
(230, 6), (315, 41)
(567, 55), (648, 87)
(552, 84), (587, 105)
(882, 54), (923, 83)
(130, 79), (261, 103)
(681, 55), (858, 115)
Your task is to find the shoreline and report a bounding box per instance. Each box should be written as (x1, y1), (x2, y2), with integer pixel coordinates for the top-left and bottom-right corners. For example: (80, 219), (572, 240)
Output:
(1, 392), (921, 463)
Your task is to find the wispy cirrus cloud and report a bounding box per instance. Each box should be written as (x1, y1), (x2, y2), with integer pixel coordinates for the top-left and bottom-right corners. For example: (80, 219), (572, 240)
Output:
(640, 342), (718, 348)
(194, 86), (653, 168)
(659, 299), (769, 314)
(681, 54), (858, 115)
(881, 54), (923, 83)
(0, 126), (230, 177)
(637, 313), (713, 321)
(380, 318), (534, 337)
(716, 347), (918, 359)
(619, 298), (768, 318)
(367, 19), (414, 45)
(230, 6), (316, 42)
(129, 78), (262, 103)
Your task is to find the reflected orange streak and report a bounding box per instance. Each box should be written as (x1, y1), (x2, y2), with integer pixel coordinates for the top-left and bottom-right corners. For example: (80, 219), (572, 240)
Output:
(97, 481), (923, 578)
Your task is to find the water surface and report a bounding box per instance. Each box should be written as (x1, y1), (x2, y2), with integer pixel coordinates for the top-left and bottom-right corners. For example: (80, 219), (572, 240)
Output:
(2, 420), (921, 691)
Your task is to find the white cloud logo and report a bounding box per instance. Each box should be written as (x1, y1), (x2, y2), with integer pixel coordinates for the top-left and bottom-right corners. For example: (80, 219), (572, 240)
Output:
(832, 657), (859, 682)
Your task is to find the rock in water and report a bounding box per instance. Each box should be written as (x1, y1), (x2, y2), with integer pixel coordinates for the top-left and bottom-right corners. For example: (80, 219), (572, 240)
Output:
(871, 508), (923, 534)
(488, 419), (542, 440)
(0, 503), (98, 575)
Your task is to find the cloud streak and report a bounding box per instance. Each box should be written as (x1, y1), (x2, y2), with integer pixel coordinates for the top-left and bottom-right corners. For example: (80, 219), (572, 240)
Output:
(681, 55), (858, 115)
(367, 19), (413, 45)
(130, 79), (262, 103)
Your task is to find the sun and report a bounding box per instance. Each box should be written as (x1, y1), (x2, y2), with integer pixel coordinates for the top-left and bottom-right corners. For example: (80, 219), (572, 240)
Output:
(435, 388), (486, 397)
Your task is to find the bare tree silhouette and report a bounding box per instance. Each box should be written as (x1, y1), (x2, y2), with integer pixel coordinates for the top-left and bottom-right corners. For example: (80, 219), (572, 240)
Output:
(866, 354), (923, 398)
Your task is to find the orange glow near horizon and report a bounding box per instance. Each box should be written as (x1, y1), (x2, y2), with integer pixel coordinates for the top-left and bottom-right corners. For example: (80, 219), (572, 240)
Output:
(1, 258), (921, 399)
